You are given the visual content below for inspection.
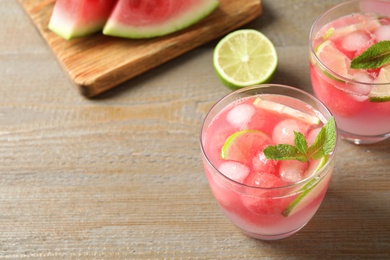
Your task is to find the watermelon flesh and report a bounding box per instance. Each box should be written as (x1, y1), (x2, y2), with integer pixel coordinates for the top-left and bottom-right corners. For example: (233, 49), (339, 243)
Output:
(48, 0), (117, 40)
(103, 0), (220, 39)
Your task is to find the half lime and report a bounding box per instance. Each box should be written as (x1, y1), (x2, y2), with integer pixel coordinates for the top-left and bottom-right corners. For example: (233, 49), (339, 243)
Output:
(213, 29), (278, 89)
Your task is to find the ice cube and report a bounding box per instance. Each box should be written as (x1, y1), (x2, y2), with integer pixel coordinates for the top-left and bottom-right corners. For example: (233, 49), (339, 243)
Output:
(252, 151), (279, 175)
(244, 171), (287, 188)
(279, 160), (308, 183)
(218, 161), (250, 183)
(205, 127), (235, 164)
(341, 31), (372, 53)
(272, 119), (310, 145)
(349, 72), (372, 101)
(374, 25), (390, 41)
(306, 127), (322, 147)
(352, 71), (373, 85)
(226, 103), (255, 129)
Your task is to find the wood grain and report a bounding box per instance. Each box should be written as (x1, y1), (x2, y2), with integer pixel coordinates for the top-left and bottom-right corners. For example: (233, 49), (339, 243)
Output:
(2, 0), (390, 258)
(16, 0), (262, 98)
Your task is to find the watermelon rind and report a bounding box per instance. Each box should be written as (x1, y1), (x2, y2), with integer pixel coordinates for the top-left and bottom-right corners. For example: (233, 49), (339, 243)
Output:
(48, 0), (116, 40)
(102, 0), (220, 39)
(49, 15), (106, 40)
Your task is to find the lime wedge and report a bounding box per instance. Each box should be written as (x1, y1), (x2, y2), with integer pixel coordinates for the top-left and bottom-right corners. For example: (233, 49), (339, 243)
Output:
(370, 65), (390, 102)
(253, 98), (320, 125)
(282, 156), (329, 217)
(221, 129), (271, 165)
(213, 29), (278, 89)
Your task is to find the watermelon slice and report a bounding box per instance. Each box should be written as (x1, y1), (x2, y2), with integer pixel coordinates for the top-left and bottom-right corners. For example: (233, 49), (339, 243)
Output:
(103, 0), (220, 39)
(48, 0), (117, 40)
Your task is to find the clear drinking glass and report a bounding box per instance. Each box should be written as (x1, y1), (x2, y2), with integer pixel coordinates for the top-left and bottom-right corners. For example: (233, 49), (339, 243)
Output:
(200, 84), (338, 240)
(309, 0), (390, 144)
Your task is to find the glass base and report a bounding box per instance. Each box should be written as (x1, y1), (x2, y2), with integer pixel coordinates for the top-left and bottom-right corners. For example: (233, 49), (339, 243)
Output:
(339, 129), (390, 145)
(240, 224), (306, 240)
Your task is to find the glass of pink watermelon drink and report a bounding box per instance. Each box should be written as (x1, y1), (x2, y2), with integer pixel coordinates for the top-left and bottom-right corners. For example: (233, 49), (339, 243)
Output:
(309, 0), (390, 144)
(200, 84), (338, 240)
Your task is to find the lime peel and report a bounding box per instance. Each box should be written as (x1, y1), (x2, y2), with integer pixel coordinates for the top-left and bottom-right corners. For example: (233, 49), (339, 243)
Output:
(282, 155), (329, 217)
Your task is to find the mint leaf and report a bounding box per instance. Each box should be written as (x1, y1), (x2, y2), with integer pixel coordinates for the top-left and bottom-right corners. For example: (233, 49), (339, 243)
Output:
(307, 128), (326, 160)
(307, 117), (336, 159)
(294, 131), (308, 154)
(351, 41), (390, 69)
(264, 117), (336, 163)
(322, 117), (336, 154)
(263, 144), (307, 162)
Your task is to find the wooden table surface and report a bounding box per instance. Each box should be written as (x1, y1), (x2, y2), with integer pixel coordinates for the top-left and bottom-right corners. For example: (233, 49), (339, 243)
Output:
(1, 0), (390, 258)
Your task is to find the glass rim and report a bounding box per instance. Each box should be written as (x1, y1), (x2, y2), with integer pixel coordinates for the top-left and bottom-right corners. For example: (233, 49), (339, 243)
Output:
(199, 84), (339, 191)
(309, 0), (390, 86)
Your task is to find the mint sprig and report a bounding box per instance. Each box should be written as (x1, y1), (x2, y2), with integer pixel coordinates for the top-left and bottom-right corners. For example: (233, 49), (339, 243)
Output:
(264, 117), (336, 162)
(351, 41), (390, 69)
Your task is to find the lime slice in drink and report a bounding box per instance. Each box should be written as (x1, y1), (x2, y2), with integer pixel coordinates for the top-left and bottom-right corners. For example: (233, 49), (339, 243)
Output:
(314, 40), (350, 80)
(323, 27), (334, 40)
(221, 129), (272, 165)
(327, 18), (381, 40)
(282, 156), (329, 217)
(370, 65), (390, 102)
(213, 29), (278, 89)
(253, 98), (321, 125)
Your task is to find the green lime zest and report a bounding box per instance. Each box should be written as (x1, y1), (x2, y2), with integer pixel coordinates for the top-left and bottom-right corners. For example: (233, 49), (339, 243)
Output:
(323, 27), (334, 40)
(351, 41), (390, 69)
(263, 117), (336, 163)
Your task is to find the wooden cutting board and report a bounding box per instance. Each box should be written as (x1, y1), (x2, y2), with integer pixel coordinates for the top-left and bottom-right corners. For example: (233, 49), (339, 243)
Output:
(17, 0), (262, 98)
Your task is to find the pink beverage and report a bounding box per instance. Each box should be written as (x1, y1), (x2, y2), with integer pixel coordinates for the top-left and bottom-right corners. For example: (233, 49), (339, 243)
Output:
(200, 85), (337, 240)
(310, 0), (390, 144)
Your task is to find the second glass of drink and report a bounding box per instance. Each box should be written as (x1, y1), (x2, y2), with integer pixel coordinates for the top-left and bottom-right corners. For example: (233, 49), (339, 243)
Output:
(309, 0), (390, 144)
